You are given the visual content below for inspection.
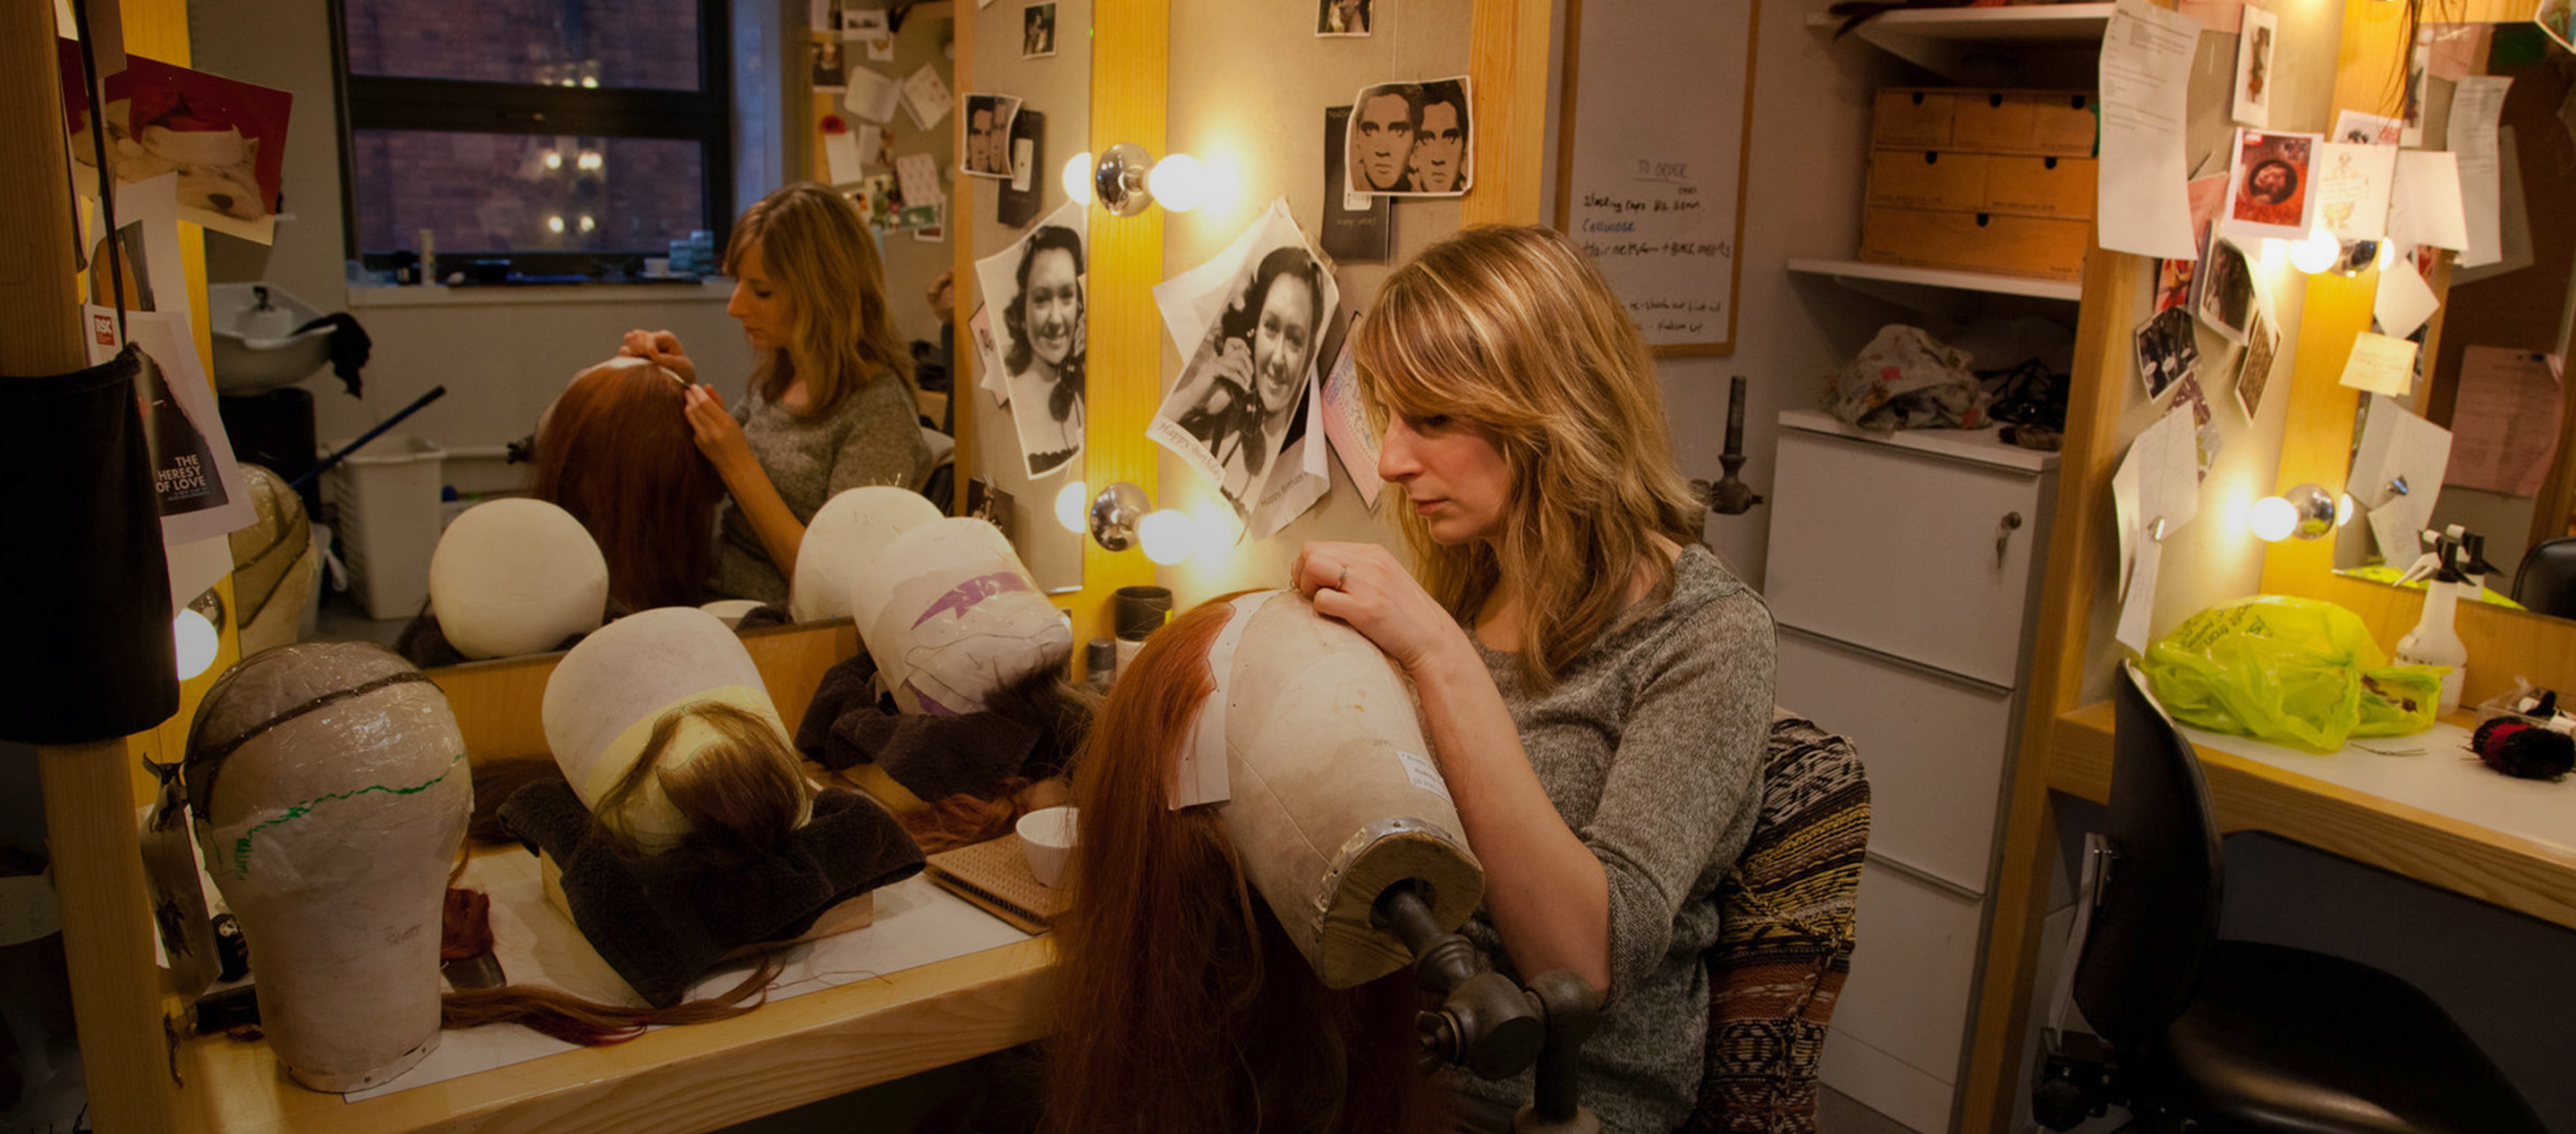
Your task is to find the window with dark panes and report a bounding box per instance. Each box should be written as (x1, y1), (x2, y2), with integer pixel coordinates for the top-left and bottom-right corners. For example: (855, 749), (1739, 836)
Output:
(335, 0), (730, 281)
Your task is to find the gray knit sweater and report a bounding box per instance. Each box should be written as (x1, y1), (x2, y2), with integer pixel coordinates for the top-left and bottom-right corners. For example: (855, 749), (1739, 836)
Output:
(1453, 544), (1774, 1133)
(708, 373), (932, 605)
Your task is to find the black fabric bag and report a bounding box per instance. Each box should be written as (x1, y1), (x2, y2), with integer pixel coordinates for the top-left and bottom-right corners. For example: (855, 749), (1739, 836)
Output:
(0, 347), (180, 744)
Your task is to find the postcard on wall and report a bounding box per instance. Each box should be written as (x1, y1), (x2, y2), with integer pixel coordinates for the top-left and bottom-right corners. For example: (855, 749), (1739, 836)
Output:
(1021, 3), (1057, 58)
(2311, 140), (2395, 241)
(2134, 306), (2200, 400)
(2232, 4), (2277, 128)
(813, 38), (849, 89)
(2338, 331), (2420, 398)
(843, 65), (903, 123)
(894, 152), (945, 210)
(1321, 106), (1392, 262)
(2330, 110), (2403, 146)
(2387, 149), (2469, 251)
(1316, 313), (1385, 508)
(2374, 250), (2440, 340)
(842, 4), (889, 43)
(2193, 233), (2259, 343)
(1148, 198), (1341, 537)
(972, 200), (1089, 479)
(2155, 182), (2227, 311)
(959, 93), (1022, 179)
(1343, 77), (1472, 197)
(900, 63), (953, 131)
(824, 121), (869, 183)
(2096, 0), (2205, 259)
(2424, 22), (2490, 82)
(2232, 310), (2278, 419)
(58, 42), (295, 245)
(1318, 0), (1374, 36)
(2220, 129), (2318, 241)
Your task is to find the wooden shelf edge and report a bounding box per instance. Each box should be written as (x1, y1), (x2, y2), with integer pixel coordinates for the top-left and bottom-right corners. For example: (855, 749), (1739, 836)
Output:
(1784, 257), (2083, 302)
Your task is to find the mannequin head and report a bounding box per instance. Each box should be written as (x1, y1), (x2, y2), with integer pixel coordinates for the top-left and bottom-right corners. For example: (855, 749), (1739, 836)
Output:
(1045, 594), (1461, 1134)
(534, 357), (723, 612)
(789, 486), (945, 623)
(849, 518), (1072, 716)
(183, 642), (470, 1091)
(428, 498), (610, 660)
(542, 607), (811, 857)
(225, 462), (316, 657)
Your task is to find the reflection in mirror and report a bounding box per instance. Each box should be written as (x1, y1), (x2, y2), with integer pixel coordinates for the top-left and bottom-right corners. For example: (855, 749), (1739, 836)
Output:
(962, 0), (1090, 594)
(2333, 21), (2573, 625)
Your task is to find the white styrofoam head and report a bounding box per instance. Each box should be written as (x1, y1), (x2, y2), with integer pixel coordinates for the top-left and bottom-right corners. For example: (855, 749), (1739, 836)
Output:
(850, 517), (1072, 715)
(428, 498), (609, 659)
(540, 606), (786, 850)
(789, 487), (945, 622)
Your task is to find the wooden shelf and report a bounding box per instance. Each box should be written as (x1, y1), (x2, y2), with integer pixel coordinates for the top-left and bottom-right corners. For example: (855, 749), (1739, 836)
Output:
(1808, 3), (2111, 79)
(1785, 257), (2083, 304)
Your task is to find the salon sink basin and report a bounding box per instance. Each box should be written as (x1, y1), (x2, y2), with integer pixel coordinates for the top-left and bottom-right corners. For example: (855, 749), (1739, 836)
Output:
(209, 283), (335, 394)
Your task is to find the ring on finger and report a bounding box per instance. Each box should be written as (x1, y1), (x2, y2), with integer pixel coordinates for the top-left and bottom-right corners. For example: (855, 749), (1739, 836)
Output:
(1337, 565), (1350, 590)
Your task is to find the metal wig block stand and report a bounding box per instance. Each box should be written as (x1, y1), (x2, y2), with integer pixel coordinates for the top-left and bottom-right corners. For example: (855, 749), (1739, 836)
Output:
(1376, 883), (1605, 1134)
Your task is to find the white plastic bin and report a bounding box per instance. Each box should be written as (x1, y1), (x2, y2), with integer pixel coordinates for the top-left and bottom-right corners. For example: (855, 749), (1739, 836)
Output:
(324, 435), (445, 620)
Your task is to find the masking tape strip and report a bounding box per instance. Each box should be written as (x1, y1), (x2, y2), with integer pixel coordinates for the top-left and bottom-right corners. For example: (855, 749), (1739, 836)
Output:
(1170, 590), (1278, 810)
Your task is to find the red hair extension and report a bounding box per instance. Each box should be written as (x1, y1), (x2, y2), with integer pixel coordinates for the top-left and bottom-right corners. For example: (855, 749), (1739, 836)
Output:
(534, 361), (724, 611)
(902, 778), (1031, 854)
(1044, 597), (1444, 1134)
(439, 958), (782, 1046)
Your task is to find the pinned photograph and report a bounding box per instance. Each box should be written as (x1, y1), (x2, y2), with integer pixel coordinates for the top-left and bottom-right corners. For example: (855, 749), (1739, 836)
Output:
(1150, 199), (1340, 536)
(1023, 3), (1058, 58)
(2134, 306), (2200, 400)
(2194, 232), (2259, 343)
(2165, 373), (2223, 483)
(973, 200), (1089, 478)
(2222, 129), (2318, 240)
(1318, 0), (1373, 36)
(812, 38), (849, 89)
(2232, 5), (2277, 128)
(59, 45), (295, 245)
(960, 93), (1023, 178)
(843, 4), (890, 42)
(2232, 311), (2278, 419)
(1343, 77), (1472, 197)
(1321, 106), (1392, 262)
(2332, 109), (2403, 146)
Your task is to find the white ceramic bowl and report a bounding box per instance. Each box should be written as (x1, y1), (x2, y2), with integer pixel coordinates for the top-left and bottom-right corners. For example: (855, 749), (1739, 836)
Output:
(1016, 806), (1079, 889)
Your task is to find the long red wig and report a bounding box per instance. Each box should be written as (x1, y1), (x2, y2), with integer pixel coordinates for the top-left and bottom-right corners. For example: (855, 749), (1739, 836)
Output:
(534, 360), (723, 611)
(1046, 597), (1445, 1134)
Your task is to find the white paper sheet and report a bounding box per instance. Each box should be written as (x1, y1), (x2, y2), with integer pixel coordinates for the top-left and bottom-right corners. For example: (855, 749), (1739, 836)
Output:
(2446, 347), (2565, 497)
(901, 63), (953, 131)
(2312, 141), (2395, 241)
(2097, 0), (2205, 259)
(2337, 331), (2419, 398)
(2375, 256), (2441, 339)
(842, 66), (902, 123)
(2351, 395), (2453, 562)
(824, 129), (867, 184)
(2387, 149), (2470, 251)
(2115, 537), (2165, 655)
(2110, 408), (2201, 605)
(341, 864), (1029, 1102)
(2232, 5), (2277, 128)
(2450, 75), (2512, 267)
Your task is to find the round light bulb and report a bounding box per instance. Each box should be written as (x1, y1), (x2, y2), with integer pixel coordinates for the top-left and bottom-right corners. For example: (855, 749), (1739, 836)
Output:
(2289, 227), (2342, 275)
(2337, 493), (2356, 527)
(578, 214), (596, 233)
(1062, 152), (1095, 206)
(2376, 239), (2398, 270)
(2249, 495), (2298, 542)
(1138, 509), (1194, 564)
(543, 149), (564, 170)
(547, 215), (566, 233)
(174, 608), (219, 680)
(1055, 480), (1090, 534)
(1148, 153), (1208, 213)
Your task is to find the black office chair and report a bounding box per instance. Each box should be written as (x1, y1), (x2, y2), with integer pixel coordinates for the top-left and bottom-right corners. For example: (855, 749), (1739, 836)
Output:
(2512, 537), (2576, 620)
(2035, 669), (2546, 1134)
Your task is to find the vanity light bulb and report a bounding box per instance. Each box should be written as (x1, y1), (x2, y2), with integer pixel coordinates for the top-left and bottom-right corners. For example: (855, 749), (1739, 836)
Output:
(2376, 240), (2398, 270)
(547, 215), (566, 234)
(543, 149), (564, 170)
(174, 608), (219, 681)
(1138, 510), (1194, 564)
(1063, 152), (1096, 206)
(2289, 228), (2342, 275)
(2337, 493), (2356, 527)
(1055, 480), (1090, 534)
(578, 215), (597, 233)
(1193, 499), (1243, 559)
(1148, 153), (1208, 213)
(2249, 495), (2299, 542)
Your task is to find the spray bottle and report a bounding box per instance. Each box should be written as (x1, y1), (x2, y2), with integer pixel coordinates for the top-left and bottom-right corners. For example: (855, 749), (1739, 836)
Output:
(2394, 525), (2494, 715)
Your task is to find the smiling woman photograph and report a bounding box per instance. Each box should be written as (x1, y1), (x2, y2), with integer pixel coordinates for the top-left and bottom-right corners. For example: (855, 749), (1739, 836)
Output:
(621, 182), (931, 605)
(1292, 224), (1775, 1133)
(1158, 244), (1326, 512)
(997, 223), (1086, 478)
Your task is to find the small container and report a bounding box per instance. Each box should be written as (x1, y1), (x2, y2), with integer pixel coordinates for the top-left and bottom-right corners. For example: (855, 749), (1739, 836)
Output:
(1017, 805), (1078, 889)
(1114, 585), (1174, 641)
(1085, 638), (1116, 692)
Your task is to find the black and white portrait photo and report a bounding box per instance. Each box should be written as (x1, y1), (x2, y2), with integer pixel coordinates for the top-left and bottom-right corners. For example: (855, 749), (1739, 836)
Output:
(1343, 77), (1471, 197)
(1149, 199), (1341, 530)
(1023, 3), (1057, 58)
(811, 38), (848, 89)
(960, 93), (1022, 178)
(1318, 0), (1371, 36)
(975, 200), (1089, 478)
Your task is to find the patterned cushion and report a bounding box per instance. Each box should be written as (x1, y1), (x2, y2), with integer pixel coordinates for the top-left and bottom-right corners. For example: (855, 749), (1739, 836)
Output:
(1682, 712), (1871, 1134)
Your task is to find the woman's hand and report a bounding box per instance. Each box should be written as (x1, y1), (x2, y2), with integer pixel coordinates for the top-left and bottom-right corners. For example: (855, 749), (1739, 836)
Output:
(621, 328), (698, 385)
(1292, 541), (1467, 675)
(682, 384), (753, 476)
(1174, 336), (1255, 417)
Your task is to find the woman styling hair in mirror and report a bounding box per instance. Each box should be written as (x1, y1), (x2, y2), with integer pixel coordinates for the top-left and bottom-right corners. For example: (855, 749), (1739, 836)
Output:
(620, 182), (933, 605)
(532, 358), (724, 613)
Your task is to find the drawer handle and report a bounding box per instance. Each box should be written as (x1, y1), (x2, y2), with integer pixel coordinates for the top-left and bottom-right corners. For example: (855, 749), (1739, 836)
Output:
(1996, 511), (2024, 568)
(2044, 156), (2059, 170)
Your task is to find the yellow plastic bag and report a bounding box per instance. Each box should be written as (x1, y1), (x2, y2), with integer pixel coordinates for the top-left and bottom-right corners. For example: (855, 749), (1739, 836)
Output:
(2140, 597), (2445, 753)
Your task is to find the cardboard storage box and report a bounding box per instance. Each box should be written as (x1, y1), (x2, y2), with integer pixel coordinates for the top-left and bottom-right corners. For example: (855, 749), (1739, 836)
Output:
(1874, 89), (2097, 157)
(1873, 89), (1956, 148)
(1860, 204), (2089, 282)
(1868, 149), (2097, 219)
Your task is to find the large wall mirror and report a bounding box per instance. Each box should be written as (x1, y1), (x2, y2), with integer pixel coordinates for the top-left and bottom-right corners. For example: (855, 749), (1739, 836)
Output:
(2331, 20), (2574, 624)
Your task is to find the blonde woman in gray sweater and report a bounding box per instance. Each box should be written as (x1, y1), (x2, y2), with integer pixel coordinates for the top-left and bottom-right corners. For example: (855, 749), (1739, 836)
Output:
(1295, 224), (1775, 1132)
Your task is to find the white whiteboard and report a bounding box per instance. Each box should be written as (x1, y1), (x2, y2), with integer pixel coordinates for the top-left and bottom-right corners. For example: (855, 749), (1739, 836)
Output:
(1555, 0), (1761, 354)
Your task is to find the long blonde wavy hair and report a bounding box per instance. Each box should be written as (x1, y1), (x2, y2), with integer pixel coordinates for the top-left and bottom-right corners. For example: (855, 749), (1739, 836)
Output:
(1353, 224), (1702, 691)
(724, 182), (914, 417)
